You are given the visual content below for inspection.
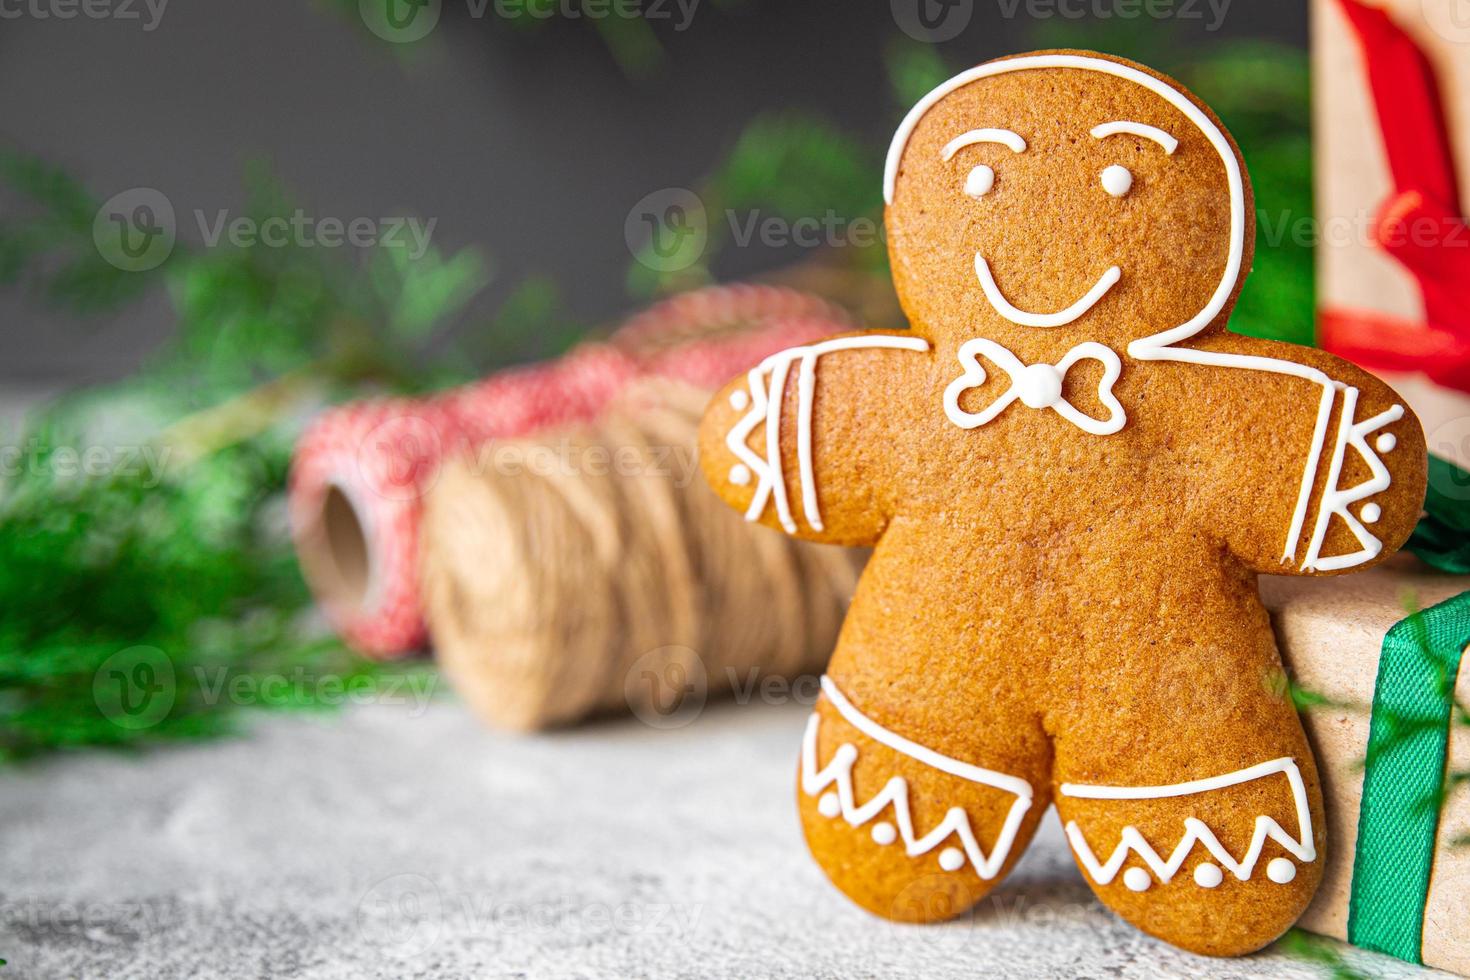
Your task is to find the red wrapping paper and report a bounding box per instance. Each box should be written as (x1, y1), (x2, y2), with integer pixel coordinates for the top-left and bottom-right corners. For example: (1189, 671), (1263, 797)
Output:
(1317, 0), (1470, 391)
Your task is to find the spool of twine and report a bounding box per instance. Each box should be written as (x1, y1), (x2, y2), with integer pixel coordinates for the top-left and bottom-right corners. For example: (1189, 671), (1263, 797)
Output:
(420, 377), (865, 731)
(289, 284), (853, 658)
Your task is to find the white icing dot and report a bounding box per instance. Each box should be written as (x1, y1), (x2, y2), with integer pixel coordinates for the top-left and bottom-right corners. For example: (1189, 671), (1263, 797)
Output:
(1376, 432), (1397, 453)
(1361, 502), (1382, 524)
(938, 847), (966, 872)
(1267, 858), (1296, 884)
(817, 792), (841, 819)
(964, 164), (995, 199)
(1123, 867), (1152, 892)
(728, 463), (752, 486)
(871, 822), (897, 846)
(1015, 363), (1064, 409)
(1101, 164), (1134, 198)
(1193, 863), (1223, 888)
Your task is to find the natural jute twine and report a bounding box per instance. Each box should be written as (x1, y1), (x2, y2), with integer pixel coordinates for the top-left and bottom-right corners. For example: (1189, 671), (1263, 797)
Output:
(420, 377), (865, 730)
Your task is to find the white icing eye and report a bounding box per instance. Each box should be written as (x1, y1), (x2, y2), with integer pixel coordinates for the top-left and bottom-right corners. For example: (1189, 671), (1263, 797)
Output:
(964, 164), (995, 199)
(1101, 164), (1134, 198)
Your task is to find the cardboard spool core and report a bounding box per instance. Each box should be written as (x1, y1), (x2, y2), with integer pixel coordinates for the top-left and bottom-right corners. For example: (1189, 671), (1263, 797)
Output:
(310, 483), (372, 613)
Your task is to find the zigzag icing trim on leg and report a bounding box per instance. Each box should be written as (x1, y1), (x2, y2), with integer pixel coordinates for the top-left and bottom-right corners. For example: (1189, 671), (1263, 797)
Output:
(802, 676), (1033, 878)
(1060, 757), (1316, 888)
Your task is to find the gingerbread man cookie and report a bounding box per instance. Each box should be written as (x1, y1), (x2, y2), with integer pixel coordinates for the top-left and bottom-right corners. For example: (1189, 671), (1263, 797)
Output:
(699, 52), (1428, 957)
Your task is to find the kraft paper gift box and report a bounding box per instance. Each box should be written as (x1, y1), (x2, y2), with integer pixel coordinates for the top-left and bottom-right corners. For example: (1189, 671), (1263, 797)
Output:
(1262, 564), (1470, 974)
(1302, 3), (1470, 969)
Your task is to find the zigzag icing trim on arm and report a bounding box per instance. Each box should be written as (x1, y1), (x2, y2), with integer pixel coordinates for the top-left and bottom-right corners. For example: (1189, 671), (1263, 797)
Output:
(1060, 757), (1316, 890)
(1299, 389), (1405, 572)
(724, 336), (930, 534)
(803, 676), (1033, 878)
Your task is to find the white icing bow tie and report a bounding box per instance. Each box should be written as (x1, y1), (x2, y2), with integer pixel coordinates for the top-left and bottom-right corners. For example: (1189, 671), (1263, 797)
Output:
(943, 338), (1126, 436)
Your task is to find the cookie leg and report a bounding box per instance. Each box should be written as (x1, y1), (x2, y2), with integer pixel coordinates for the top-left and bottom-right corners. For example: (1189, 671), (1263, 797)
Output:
(799, 676), (1051, 922)
(1052, 683), (1325, 956)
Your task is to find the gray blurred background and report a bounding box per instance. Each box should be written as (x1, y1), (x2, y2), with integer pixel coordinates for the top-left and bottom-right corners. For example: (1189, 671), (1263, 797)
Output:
(0, 0), (1306, 385)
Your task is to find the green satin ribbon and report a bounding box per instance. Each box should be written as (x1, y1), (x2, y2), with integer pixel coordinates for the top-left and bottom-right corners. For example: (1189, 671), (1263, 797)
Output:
(1346, 582), (1470, 962)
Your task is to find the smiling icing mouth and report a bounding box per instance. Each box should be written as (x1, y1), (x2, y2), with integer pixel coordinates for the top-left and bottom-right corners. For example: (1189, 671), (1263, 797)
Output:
(975, 255), (1122, 328)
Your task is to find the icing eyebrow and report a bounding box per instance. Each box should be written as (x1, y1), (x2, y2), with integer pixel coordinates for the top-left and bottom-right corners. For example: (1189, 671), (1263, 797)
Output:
(1090, 121), (1179, 155)
(941, 128), (1027, 160)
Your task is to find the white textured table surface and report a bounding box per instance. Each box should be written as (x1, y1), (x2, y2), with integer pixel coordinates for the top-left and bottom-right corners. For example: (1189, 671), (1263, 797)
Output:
(0, 698), (1448, 979)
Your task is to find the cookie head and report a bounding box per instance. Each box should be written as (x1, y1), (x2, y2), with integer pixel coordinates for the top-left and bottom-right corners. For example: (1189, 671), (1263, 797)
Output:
(885, 52), (1254, 351)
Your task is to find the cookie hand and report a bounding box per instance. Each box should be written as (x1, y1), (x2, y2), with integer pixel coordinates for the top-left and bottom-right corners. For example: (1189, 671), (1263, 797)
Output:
(698, 332), (930, 546)
(1199, 338), (1427, 575)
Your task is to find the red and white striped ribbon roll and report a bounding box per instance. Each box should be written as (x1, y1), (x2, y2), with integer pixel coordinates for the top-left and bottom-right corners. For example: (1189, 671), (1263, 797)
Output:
(289, 285), (854, 657)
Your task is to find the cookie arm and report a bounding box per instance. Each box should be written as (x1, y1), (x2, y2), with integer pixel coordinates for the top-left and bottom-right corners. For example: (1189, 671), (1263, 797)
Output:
(1199, 338), (1427, 576)
(698, 331), (930, 546)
